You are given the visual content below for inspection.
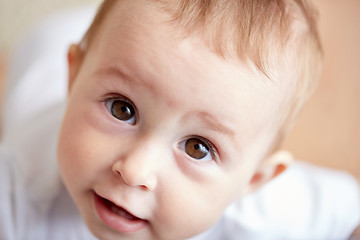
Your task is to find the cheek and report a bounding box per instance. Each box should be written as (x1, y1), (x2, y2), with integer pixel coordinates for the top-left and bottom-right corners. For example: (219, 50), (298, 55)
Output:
(57, 106), (110, 190)
(153, 174), (237, 239)
(57, 117), (86, 190)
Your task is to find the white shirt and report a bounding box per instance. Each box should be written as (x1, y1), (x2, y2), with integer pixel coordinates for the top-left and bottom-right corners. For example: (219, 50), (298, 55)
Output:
(1, 6), (359, 240)
(0, 104), (95, 240)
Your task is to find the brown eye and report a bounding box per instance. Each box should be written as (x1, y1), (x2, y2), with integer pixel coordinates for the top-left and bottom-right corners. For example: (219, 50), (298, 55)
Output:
(107, 99), (136, 124)
(185, 138), (210, 160)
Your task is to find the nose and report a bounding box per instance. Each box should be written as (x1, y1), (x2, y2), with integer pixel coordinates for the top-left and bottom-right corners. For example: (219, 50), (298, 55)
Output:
(112, 141), (160, 191)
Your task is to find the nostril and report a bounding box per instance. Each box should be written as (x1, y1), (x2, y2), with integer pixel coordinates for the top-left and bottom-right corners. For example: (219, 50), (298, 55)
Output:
(139, 185), (148, 191)
(112, 159), (125, 172)
(113, 169), (121, 176)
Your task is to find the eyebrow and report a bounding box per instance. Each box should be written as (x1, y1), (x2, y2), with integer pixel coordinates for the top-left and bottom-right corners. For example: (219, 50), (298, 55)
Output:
(94, 66), (142, 85)
(97, 65), (163, 93)
(188, 111), (236, 140)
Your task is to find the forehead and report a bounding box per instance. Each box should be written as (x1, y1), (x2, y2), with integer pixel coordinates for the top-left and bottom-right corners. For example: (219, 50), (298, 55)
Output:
(85, 0), (293, 150)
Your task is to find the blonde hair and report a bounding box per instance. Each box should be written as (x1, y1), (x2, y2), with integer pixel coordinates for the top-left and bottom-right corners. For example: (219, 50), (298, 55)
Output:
(80, 0), (322, 147)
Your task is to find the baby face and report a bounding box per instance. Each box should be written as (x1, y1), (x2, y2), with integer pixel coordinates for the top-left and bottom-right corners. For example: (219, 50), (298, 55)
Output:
(57, 1), (293, 239)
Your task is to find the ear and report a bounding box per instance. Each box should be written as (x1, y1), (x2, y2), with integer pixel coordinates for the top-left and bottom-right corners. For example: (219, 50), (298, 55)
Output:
(245, 150), (293, 194)
(67, 44), (83, 93)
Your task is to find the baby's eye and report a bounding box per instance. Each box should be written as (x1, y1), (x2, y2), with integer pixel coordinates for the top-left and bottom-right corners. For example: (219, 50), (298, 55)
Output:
(182, 138), (213, 161)
(105, 98), (136, 124)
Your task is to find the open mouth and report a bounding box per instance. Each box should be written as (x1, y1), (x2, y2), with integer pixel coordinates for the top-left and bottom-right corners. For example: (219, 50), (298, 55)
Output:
(93, 192), (148, 233)
(102, 197), (141, 221)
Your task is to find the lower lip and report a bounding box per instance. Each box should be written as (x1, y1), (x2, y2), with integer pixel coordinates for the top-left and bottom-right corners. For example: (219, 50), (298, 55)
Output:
(93, 192), (148, 233)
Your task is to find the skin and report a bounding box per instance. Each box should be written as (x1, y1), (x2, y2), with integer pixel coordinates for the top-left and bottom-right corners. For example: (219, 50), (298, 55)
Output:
(57, 0), (295, 239)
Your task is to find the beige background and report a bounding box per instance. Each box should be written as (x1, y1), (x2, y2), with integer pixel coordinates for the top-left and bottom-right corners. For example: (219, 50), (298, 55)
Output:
(0, 0), (101, 55)
(0, 0), (359, 179)
(282, 0), (360, 180)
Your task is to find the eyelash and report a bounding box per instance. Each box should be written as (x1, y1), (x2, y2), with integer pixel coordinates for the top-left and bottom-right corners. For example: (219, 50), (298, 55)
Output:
(101, 93), (132, 104)
(200, 138), (219, 162)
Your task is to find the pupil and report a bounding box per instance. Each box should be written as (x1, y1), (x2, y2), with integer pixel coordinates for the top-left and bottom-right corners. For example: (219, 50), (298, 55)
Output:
(121, 106), (128, 112)
(194, 144), (200, 150)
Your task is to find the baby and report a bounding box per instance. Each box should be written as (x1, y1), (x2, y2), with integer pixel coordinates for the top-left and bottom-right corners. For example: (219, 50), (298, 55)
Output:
(1, 0), (359, 239)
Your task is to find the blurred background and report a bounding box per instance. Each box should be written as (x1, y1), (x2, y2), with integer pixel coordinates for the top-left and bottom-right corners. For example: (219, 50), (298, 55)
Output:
(0, 0), (359, 180)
